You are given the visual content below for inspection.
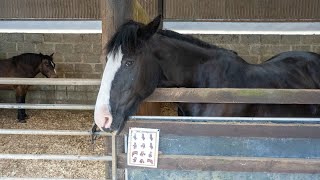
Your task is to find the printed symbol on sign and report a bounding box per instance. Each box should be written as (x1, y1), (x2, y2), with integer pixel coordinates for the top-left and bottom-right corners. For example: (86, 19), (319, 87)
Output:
(150, 143), (153, 149)
(141, 143), (145, 149)
(147, 159), (154, 164)
(133, 157), (137, 162)
(133, 142), (137, 149)
(140, 151), (146, 156)
(132, 151), (138, 157)
(142, 133), (145, 141)
(150, 134), (153, 141)
(148, 152), (152, 158)
(140, 159), (145, 163)
(133, 133), (137, 140)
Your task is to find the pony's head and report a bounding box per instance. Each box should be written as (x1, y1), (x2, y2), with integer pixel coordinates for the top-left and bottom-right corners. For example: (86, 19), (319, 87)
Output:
(39, 53), (57, 78)
(94, 15), (162, 132)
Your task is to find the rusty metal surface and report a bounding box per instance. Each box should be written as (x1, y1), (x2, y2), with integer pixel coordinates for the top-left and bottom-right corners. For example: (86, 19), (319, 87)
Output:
(165, 0), (320, 22)
(145, 88), (320, 104)
(122, 120), (320, 138)
(0, 0), (100, 19)
(118, 154), (320, 173)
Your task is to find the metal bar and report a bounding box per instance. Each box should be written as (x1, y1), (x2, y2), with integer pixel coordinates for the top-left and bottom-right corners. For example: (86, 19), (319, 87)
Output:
(0, 129), (111, 136)
(122, 120), (320, 138)
(0, 103), (94, 110)
(130, 116), (320, 124)
(0, 78), (100, 85)
(112, 133), (117, 180)
(0, 154), (112, 161)
(0, 178), (93, 180)
(118, 154), (320, 173)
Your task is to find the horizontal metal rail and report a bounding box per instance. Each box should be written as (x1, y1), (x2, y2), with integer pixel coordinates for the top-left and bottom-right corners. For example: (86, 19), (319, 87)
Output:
(0, 103), (94, 110)
(0, 78), (101, 85)
(130, 116), (320, 123)
(0, 129), (111, 136)
(0, 154), (112, 161)
(0, 178), (94, 180)
(118, 153), (320, 173)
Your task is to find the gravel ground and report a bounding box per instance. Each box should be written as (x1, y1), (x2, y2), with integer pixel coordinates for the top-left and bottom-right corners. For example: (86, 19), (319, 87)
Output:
(0, 103), (177, 179)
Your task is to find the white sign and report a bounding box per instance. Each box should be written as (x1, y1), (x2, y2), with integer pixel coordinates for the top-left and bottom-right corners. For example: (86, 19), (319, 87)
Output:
(127, 127), (160, 168)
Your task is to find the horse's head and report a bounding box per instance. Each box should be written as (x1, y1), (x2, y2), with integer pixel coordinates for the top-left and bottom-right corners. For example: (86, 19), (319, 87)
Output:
(94, 15), (162, 132)
(39, 53), (58, 78)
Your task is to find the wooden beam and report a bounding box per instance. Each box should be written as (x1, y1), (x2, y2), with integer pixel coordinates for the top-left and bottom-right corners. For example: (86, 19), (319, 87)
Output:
(122, 120), (320, 138)
(118, 154), (320, 173)
(0, 79), (320, 105)
(146, 88), (320, 104)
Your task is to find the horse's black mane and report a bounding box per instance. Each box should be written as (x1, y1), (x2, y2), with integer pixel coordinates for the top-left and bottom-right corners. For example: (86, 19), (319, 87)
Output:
(107, 20), (228, 55)
(158, 30), (220, 49)
(11, 53), (53, 66)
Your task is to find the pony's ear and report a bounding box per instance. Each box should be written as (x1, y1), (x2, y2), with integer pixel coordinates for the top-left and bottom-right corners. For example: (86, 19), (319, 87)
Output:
(50, 53), (54, 57)
(39, 52), (43, 56)
(137, 15), (162, 40)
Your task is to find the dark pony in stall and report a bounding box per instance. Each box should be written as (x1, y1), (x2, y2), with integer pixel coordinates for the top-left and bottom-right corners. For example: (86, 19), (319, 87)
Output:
(0, 53), (57, 122)
(94, 15), (320, 132)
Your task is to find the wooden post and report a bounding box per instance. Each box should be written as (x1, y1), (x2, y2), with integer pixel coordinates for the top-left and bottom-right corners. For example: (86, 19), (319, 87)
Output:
(101, 1), (133, 179)
(100, 0), (161, 179)
(102, 0), (161, 117)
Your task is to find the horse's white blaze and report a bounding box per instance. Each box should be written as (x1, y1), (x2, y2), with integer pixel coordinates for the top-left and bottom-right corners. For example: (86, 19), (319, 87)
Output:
(50, 61), (57, 74)
(94, 48), (123, 130)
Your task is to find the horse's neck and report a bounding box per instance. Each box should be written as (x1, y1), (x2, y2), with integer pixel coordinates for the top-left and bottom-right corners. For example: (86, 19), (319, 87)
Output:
(14, 57), (41, 77)
(154, 39), (214, 87)
(154, 45), (248, 88)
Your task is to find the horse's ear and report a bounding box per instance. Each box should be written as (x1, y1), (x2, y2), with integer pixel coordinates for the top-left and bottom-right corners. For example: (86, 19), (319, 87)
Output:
(138, 15), (162, 40)
(50, 53), (54, 57)
(39, 52), (43, 56)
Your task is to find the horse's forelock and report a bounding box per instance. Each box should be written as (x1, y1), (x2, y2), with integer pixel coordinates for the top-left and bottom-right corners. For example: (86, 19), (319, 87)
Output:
(107, 21), (143, 56)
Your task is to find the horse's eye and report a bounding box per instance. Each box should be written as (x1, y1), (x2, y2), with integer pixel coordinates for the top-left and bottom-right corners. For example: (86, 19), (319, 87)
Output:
(125, 61), (134, 67)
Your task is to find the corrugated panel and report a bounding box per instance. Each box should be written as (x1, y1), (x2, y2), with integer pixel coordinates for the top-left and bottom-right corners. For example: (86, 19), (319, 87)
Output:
(165, 0), (320, 21)
(0, 0), (100, 19)
(1, 0), (319, 21)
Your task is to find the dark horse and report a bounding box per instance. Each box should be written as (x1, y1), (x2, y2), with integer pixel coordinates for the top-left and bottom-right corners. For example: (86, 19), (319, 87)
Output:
(94, 15), (320, 132)
(0, 53), (57, 122)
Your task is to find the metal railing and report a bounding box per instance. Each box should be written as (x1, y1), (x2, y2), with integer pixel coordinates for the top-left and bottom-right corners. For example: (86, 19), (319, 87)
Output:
(2, 77), (320, 179)
(0, 78), (117, 180)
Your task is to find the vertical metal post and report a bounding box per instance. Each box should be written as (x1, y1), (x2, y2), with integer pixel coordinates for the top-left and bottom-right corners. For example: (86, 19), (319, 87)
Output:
(112, 132), (117, 180)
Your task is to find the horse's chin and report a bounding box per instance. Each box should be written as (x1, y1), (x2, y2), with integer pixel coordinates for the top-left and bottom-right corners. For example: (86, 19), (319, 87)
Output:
(112, 115), (129, 133)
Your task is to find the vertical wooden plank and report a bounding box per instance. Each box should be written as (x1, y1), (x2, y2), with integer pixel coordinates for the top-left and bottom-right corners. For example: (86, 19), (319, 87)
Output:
(101, 1), (133, 179)
(101, 0), (133, 49)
